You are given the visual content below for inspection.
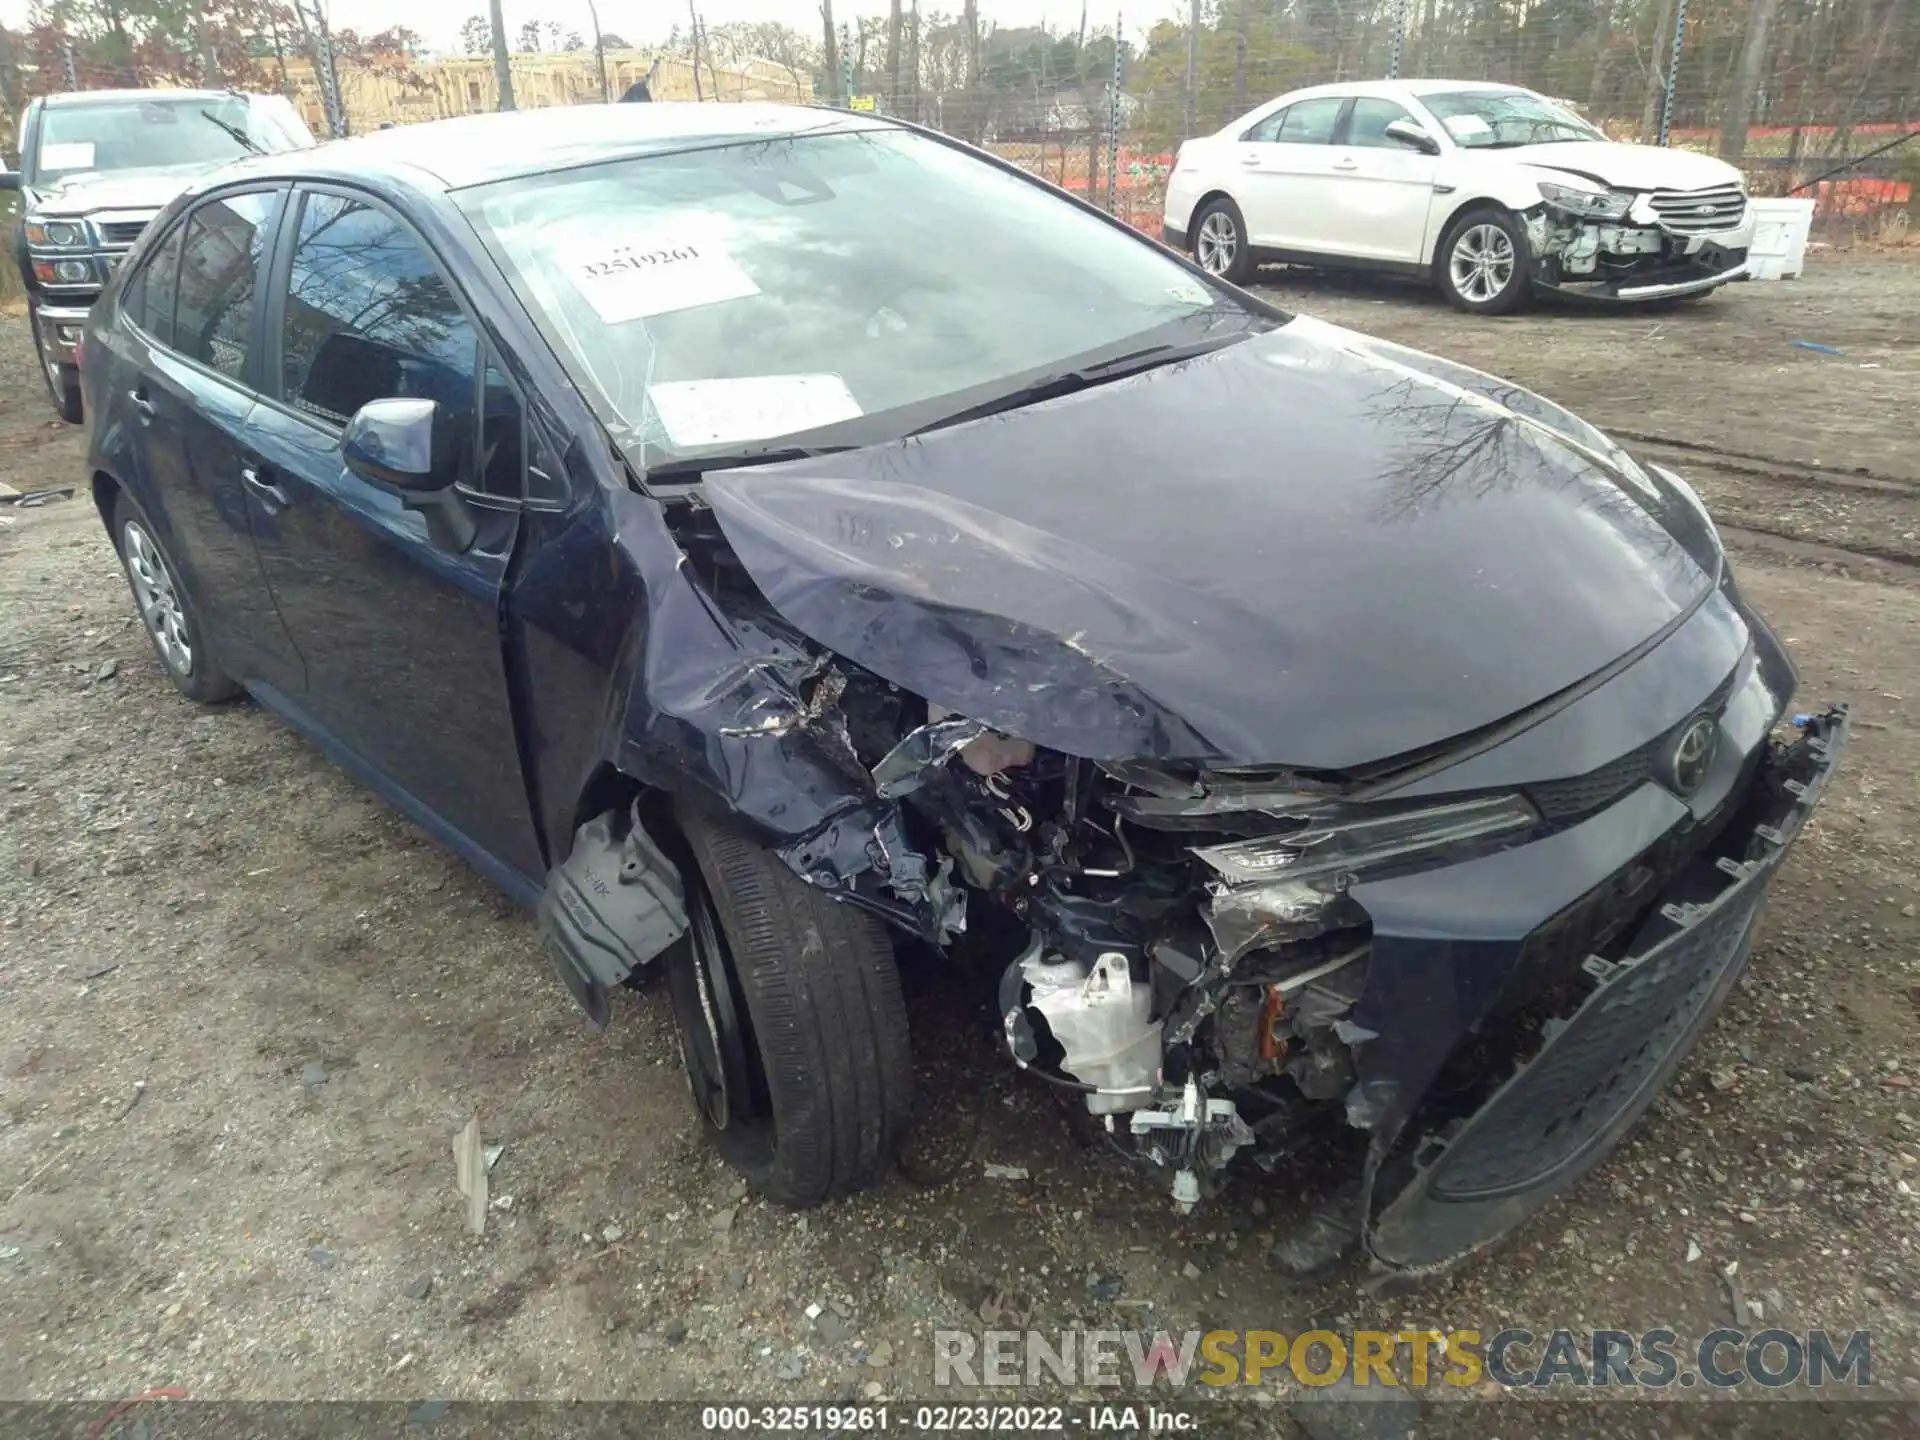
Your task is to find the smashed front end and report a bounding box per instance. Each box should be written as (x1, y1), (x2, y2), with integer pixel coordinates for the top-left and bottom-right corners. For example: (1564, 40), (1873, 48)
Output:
(1526, 180), (1753, 302)
(598, 461), (1843, 1281)
(543, 320), (1843, 1277)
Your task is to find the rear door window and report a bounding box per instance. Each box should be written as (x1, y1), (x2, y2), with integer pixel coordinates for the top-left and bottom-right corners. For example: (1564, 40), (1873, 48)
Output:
(129, 220), (188, 350)
(171, 190), (281, 381)
(1275, 98), (1346, 145)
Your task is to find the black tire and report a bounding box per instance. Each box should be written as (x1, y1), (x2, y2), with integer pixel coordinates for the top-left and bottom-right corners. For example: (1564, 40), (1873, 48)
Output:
(29, 297), (84, 424)
(109, 490), (241, 704)
(668, 804), (911, 1207)
(1436, 206), (1532, 315)
(1189, 196), (1254, 285)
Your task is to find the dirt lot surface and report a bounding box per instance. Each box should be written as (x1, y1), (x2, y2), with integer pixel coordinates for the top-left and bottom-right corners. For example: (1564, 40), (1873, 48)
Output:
(3, 258), (1919, 1434)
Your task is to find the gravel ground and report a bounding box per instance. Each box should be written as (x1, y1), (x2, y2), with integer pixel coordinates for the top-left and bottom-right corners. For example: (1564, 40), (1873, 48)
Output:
(2, 258), (1918, 1434)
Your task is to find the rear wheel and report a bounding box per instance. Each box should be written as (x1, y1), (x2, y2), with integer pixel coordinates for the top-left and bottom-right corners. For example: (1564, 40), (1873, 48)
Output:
(1190, 197), (1254, 285)
(1437, 207), (1531, 315)
(667, 805), (912, 1207)
(29, 297), (83, 424)
(111, 491), (240, 704)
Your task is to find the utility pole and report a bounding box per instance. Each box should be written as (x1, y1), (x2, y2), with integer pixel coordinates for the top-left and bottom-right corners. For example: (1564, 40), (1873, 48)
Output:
(488, 0), (516, 110)
(688, 0), (704, 99)
(586, 0), (610, 99)
(1183, 0), (1197, 138)
(821, 0), (841, 107)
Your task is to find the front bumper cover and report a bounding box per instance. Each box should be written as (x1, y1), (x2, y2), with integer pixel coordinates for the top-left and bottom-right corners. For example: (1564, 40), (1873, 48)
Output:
(1365, 706), (1847, 1275)
(33, 301), (92, 368)
(1539, 241), (1750, 303)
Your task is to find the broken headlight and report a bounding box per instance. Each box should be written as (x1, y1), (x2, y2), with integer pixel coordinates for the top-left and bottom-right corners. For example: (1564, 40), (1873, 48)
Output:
(1195, 795), (1538, 961)
(1537, 180), (1633, 221)
(1194, 794), (1536, 886)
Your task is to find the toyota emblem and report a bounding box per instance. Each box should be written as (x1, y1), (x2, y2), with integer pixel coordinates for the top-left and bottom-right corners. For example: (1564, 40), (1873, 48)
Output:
(1667, 715), (1719, 796)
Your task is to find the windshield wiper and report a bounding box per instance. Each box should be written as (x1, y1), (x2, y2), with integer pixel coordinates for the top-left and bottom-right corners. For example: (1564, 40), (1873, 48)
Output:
(199, 109), (261, 155)
(910, 333), (1249, 436)
(643, 443), (858, 483)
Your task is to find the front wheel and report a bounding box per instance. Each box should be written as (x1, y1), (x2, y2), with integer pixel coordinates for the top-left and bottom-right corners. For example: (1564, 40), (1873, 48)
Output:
(666, 805), (912, 1207)
(1437, 207), (1532, 315)
(29, 297), (83, 424)
(1189, 197), (1254, 285)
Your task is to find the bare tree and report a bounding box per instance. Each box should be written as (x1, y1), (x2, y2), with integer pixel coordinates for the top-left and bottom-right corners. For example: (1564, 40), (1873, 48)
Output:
(887, 0), (903, 110)
(1720, 0), (1783, 159)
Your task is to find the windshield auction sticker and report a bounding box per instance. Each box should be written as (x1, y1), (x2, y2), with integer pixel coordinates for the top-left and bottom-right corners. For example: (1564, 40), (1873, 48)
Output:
(40, 141), (96, 170)
(559, 220), (760, 324)
(648, 374), (863, 448)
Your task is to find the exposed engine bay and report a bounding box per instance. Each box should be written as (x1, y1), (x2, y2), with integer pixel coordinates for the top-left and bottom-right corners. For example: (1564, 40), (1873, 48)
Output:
(554, 493), (1513, 1222)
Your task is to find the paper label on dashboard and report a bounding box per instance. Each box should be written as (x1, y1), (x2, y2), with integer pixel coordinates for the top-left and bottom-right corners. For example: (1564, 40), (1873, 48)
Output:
(1441, 115), (1492, 139)
(648, 375), (863, 448)
(559, 220), (759, 324)
(40, 141), (96, 170)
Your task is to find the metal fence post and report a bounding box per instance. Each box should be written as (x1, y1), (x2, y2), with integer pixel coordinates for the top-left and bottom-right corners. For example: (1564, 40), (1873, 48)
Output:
(1106, 11), (1121, 215)
(1387, 0), (1407, 80)
(1657, 0), (1688, 146)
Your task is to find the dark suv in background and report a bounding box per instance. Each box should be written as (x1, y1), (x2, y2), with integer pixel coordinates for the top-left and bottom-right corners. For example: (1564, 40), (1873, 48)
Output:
(4, 88), (312, 421)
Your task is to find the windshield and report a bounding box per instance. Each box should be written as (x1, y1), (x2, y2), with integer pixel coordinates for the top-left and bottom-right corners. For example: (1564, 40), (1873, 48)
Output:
(461, 127), (1262, 463)
(32, 97), (310, 184)
(1422, 90), (1603, 149)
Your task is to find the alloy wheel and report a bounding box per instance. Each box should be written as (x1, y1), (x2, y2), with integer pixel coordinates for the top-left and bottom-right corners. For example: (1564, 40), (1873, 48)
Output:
(1196, 210), (1238, 276)
(1450, 223), (1516, 304)
(121, 520), (193, 676)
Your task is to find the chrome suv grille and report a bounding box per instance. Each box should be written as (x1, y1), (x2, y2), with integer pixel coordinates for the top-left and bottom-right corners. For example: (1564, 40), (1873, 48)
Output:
(1649, 184), (1747, 235)
(97, 219), (152, 246)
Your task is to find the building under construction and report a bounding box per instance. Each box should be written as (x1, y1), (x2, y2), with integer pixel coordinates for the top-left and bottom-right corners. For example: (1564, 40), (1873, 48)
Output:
(281, 49), (814, 137)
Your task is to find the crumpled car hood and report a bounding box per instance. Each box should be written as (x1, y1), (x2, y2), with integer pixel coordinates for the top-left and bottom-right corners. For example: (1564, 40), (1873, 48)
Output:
(1507, 140), (1743, 192)
(703, 317), (1714, 770)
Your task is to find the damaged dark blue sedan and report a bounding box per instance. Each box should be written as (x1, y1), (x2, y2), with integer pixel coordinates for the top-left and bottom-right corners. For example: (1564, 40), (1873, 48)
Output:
(80, 102), (1845, 1281)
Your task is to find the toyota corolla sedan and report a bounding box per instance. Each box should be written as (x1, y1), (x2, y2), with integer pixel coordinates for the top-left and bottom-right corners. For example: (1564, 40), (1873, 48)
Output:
(80, 103), (1843, 1281)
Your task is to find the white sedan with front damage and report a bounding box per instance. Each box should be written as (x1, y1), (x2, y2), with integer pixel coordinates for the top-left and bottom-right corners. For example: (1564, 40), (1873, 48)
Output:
(1163, 79), (1755, 313)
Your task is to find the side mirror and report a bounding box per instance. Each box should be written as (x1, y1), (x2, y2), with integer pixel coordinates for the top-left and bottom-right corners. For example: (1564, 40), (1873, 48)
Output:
(343, 396), (446, 490)
(1384, 119), (1440, 155)
(342, 397), (475, 552)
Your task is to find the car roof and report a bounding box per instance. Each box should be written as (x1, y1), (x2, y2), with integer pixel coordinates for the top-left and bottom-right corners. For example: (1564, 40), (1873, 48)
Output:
(1234, 77), (1528, 118)
(41, 88), (259, 107)
(254, 103), (894, 191)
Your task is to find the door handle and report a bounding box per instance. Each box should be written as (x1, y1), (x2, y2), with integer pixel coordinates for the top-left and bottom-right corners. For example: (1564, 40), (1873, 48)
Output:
(128, 389), (155, 418)
(1333, 158), (1359, 171)
(240, 465), (291, 509)
(1240, 153), (1263, 167)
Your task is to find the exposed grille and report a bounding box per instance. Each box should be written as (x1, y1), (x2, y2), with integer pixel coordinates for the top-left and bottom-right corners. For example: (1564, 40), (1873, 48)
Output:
(1648, 184), (1747, 235)
(98, 219), (151, 246)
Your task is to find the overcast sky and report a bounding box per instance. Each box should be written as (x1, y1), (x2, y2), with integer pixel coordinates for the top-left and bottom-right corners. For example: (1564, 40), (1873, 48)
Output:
(0, 0), (1176, 55)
